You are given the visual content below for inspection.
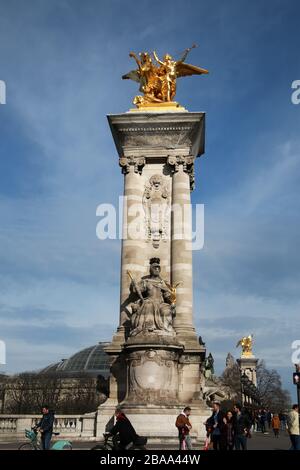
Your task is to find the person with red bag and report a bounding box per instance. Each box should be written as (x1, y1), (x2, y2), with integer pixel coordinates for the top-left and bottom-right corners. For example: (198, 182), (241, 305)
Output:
(175, 407), (193, 450)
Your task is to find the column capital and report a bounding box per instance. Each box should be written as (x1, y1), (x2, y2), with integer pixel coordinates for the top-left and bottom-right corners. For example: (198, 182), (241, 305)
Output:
(119, 156), (145, 175)
(167, 155), (195, 190)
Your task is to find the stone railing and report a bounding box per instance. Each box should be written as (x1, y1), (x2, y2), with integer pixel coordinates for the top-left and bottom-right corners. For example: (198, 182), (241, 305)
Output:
(0, 412), (97, 441)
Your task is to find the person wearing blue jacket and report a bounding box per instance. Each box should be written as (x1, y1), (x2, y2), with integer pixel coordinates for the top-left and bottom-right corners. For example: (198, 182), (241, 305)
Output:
(36, 405), (55, 450)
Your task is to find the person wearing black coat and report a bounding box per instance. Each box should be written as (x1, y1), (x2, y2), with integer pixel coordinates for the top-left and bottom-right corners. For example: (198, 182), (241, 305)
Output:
(206, 401), (226, 450)
(222, 411), (235, 450)
(109, 408), (139, 450)
(233, 404), (251, 450)
(36, 405), (55, 450)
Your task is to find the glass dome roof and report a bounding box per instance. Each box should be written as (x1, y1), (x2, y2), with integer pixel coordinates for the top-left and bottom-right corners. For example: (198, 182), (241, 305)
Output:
(39, 342), (110, 378)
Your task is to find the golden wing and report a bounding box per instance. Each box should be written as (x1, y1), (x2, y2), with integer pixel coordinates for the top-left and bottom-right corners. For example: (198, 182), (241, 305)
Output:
(236, 339), (242, 348)
(176, 62), (209, 78)
(122, 70), (141, 83)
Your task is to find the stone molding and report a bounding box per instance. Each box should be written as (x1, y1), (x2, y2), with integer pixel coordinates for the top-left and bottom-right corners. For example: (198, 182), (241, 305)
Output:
(118, 126), (193, 133)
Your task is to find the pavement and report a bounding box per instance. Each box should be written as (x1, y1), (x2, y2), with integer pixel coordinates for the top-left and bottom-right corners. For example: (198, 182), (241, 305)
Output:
(0, 429), (293, 450)
(247, 429), (291, 450)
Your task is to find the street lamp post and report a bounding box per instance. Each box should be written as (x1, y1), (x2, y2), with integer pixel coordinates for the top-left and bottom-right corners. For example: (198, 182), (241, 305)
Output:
(240, 373), (246, 406)
(240, 372), (261, 410)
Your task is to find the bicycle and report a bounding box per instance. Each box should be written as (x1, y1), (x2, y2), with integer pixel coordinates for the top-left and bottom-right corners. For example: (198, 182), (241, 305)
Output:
(18, 429), (41, 450)
(91, 433), (147, 451)
(18, 428), (72, 450)
(91, 433), (115, 450)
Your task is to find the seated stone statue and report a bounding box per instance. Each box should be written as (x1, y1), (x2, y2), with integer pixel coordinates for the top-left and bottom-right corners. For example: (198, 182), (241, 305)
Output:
(129, 258), (175, 337)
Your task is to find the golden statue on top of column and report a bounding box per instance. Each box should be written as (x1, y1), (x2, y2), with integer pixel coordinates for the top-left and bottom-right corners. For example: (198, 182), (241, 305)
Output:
(236, 334), (254, 357)
(122, 44), (208, 109)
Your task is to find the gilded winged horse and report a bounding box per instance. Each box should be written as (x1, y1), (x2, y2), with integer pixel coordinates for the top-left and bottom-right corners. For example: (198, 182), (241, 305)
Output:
(236, 335), (254, 357)
(122, 44), (208, 107)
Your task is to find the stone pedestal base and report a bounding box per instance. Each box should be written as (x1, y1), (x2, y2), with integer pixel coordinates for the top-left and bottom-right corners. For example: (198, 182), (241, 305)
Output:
(96, 402), (211, 444)
(97, 335), (210, 443)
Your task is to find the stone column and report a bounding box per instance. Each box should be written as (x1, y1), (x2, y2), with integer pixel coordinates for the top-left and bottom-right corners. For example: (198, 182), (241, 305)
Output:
(98, 112), (208, 443)
(169, 155), (198, 349)
(113, 156), (145, 343)
(237, 356), (259, 407)
(237, 357), (259, 386)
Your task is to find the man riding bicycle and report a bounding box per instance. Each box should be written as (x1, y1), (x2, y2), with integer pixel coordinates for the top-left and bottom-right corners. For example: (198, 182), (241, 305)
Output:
(108, 407), (146, 450)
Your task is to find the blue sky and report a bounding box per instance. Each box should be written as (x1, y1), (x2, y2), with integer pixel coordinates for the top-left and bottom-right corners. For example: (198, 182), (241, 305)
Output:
(0, 0), (299, 400)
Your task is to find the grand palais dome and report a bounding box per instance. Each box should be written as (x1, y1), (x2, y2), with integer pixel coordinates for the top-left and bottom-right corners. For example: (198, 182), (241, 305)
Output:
(39, 342), (110, 378)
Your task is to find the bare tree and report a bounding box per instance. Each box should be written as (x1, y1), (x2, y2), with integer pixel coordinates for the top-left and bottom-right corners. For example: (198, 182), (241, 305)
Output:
(57, 373), (105, 414)
(219, 358), (291, 413)
(6, 373), (63, 414)
(221, 363), (241, 400)
(3, 371), (108, 414)
(256, 360), (291, 412)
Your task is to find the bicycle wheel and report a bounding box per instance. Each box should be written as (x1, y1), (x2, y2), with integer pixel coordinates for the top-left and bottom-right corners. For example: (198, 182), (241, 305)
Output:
(90, 443), (113, 450)
(90, 444), (107, 450)
(18, 443), (34, 451)
(62, 444), (72, 450)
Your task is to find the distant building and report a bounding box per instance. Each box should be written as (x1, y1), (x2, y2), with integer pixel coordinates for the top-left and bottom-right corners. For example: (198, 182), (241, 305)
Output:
(0, 343), (110, 414)
(38, 342), (110, 378)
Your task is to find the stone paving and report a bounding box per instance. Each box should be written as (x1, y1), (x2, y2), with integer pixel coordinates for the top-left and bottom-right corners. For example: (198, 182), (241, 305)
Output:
(0, 429), (293, 451)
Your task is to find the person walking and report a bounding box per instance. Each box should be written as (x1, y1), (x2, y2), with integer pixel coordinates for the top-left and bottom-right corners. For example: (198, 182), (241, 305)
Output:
(233, 404), (251, 450)
(260, 409), (267, 433)
(271, 414), (280, 438)
(222, 411), (235, 450)
(255, 410), (261, 432)
(287, 404), (300, 450)
(206, 401), (226, 450)
(176, 406), (193, 450)
(36, 405), (55, 450)
(280, 412), (287, 431)
(266, 410), (272, 430)
(244, 407), (254, 434)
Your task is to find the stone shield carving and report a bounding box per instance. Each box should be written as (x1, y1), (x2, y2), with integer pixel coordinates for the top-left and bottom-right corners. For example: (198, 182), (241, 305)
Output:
(127, 349), (179, 403)
(132, 360), (168, 391)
